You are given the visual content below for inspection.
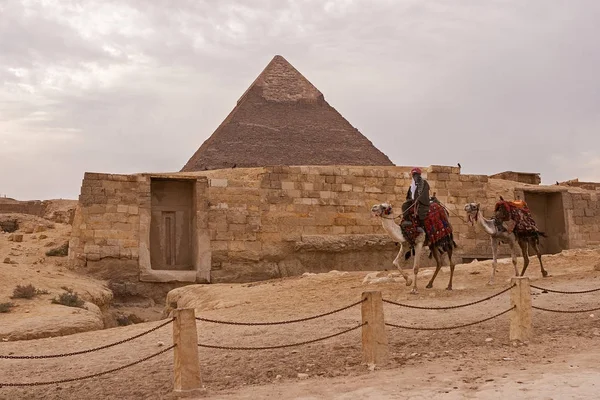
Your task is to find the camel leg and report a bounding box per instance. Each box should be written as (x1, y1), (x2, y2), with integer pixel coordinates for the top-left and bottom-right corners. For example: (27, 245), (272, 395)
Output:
(507, 236), (519, 276)
(446, 245), (455, 291)
(392, 243), (413, 286)
(519, 240), (530, 277)
(410, 241), (424, 295)
(426, 246), (442, 289)
(489, 237), (499, 285)
(530, 239), (548, 277)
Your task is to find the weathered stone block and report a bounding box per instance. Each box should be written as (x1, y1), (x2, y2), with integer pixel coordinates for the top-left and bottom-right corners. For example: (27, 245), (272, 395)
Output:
(99, 246), (120, 258)
(281, 181), (295, 190)
(210, 178), (228, 187)
(84, 244), (100, 254)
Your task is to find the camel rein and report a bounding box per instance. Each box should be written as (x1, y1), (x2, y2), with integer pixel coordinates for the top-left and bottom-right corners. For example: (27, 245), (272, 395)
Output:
(381, 201), (417, 220)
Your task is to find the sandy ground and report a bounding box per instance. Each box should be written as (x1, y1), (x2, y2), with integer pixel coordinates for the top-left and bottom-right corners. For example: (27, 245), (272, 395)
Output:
(0, 246), (599, 399)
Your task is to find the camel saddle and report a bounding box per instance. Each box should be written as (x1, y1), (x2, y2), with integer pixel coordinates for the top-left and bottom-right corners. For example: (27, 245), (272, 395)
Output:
(400, 201), (454, 249)
(494, 200), (539, 237)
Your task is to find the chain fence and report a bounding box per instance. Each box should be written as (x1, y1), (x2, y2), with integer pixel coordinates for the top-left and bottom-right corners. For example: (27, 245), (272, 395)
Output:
(196, 299), (365, 326)
(383, 284), (513, 310)
(198, 323), (366, 351)
(0, 319), (173, 359)
(385, 306), (514, 331)
(532, 305), (600, 314)
(530, 284), (600, 294)
(0, 345), (175, 387)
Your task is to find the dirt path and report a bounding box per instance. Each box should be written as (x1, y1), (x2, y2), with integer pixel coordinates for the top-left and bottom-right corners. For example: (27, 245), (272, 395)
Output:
(211, 348), (600, 399)
(0, 248), (599, 399)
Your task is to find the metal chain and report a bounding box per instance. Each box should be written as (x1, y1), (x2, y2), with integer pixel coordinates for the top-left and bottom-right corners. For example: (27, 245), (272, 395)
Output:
(196, 299), (365, 326)
(383, 285), (514, 310)
(385, 306), (514, 331)
(0, 319), (173, 359)
(197, 322), (366, 350)
(530, 284), (600, 294)
(0, 345), (175, 387)
(532, 305), (600, 314)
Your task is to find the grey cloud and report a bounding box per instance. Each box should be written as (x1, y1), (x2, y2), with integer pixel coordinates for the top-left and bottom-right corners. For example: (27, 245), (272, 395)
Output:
(1, 0), (600, 199)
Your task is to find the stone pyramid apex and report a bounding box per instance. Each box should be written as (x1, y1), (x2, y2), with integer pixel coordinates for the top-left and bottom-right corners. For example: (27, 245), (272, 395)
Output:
(181, 56), (394, 172)
(236, 55), (323, 104)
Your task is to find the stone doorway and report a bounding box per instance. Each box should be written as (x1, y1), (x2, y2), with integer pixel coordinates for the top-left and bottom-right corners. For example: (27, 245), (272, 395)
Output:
(523, 191), (567, 254)
(150, 179), (195, 271)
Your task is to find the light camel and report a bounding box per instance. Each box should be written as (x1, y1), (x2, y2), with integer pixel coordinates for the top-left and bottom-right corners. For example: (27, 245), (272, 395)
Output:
(464, 202), (548, 284)
(371, 203), (456, 294)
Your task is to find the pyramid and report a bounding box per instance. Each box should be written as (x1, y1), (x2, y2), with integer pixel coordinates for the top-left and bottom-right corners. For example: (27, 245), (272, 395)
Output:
(181, 55), (394, 171)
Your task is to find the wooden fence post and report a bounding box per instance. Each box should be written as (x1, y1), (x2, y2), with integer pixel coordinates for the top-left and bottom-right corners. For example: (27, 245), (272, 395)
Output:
(361, 291), (389, 365)
(510, 277), (533, 342)
(173, 308), (203, 396)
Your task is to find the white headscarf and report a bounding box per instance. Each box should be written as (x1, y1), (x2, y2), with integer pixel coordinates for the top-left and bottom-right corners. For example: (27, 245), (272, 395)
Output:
(410, 178), (417, 200)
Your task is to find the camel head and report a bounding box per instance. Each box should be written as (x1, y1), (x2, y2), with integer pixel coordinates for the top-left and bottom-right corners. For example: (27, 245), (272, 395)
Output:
(371, 203), (393, 217)
(464, 203), (480, 225)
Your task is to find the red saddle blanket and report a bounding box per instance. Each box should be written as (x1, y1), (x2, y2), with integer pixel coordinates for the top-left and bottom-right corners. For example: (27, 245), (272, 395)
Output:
(494, 200), (539, 236)
(424, 202), (453, 244)
(400, 202), (453, 247)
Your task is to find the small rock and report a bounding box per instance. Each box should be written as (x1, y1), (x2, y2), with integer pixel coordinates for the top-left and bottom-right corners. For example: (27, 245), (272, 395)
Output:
(502, 357), (514, 361)
(290, 350), (299, 354)
(25, 310), (30, 313)
(485, 338), (494, 343)
(12, 234), (23, 243)
(157, 341), (164, 347)
(367, 363), (376, 371)
(39, 234), (48, 240)
(297, 373), (309, 379)
(3, 257), (11, 264)
(275, 375), (282, 380)
(590, 314), (595, 318)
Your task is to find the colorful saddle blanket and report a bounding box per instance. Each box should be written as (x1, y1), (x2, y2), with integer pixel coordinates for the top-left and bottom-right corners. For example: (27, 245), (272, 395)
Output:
(400, 202), (454, 249)
(494, 200), (539, 238)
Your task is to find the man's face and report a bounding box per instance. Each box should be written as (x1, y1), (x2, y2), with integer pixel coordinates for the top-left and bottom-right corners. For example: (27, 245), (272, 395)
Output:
(412, 173), (420, 180)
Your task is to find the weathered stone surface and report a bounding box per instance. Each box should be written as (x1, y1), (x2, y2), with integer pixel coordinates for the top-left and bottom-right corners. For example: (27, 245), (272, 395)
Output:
(0, 302), (104, 341)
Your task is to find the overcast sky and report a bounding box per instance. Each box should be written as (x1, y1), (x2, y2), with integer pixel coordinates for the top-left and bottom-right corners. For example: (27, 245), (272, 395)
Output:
(1, 0), (599, 200)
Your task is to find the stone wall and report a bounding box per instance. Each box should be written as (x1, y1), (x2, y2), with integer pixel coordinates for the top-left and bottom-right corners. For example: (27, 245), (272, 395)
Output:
(563, 190), (600, 248)
(70, 165), (599, 284)
(0, 200), (44, 216)
(202, 165), (506, 282)
(69, 173), (143, 265)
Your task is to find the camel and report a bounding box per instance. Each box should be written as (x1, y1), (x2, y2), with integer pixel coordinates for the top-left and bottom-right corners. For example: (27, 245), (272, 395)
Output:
(464, 202), (548, 285)
(371, 203), (456, 294)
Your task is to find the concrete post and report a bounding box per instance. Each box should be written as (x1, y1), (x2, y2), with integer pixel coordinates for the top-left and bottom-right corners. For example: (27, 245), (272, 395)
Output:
(361, 291), (389, 365)
(510, 277), (533, 342)
(173, 308), (203, 396)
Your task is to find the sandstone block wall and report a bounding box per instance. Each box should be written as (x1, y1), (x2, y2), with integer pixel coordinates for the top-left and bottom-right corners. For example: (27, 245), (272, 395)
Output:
(563, 190), (600, 248)
(203, 165), (507, 282)
(69, 173), (144, 265)
(0, 200), (44, 216)
(69, 165), (599, 284)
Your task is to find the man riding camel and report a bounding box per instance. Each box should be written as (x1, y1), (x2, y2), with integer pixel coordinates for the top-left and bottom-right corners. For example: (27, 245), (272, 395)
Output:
(402, 167), (430, 228)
